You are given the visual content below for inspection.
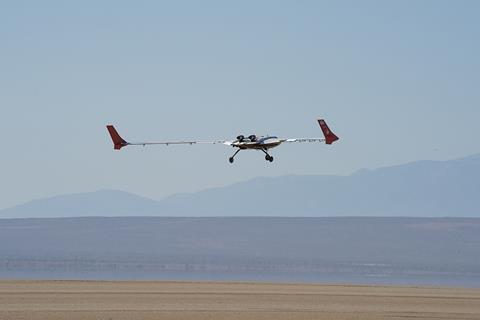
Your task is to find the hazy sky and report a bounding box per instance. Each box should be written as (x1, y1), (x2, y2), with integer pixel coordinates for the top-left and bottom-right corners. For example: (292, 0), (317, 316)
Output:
(1, 1), (479, 209)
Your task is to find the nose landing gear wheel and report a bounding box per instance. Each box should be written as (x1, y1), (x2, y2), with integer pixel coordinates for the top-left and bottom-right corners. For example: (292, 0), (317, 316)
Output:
(229, 157), (234, 164)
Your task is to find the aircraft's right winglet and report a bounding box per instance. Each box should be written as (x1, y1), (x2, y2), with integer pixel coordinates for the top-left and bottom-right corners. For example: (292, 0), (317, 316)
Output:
(318, 119), (339, 145)
(106, 125), (129, 150)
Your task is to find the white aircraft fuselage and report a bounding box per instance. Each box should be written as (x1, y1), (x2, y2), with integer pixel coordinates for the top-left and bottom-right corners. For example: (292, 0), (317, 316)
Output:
(232, 136), (282, 150)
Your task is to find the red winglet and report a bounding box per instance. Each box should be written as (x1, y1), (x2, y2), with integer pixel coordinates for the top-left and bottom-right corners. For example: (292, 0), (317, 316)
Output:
(318, 119), (339, 145)
(106, 125), (128, 150)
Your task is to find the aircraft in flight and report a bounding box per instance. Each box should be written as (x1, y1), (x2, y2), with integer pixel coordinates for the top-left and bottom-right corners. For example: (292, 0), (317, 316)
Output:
(106, 119), (339, 163)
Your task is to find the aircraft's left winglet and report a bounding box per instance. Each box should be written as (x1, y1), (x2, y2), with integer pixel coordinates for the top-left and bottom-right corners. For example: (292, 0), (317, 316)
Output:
(106, 125), (128, 150)
(318, 119), (339, 145)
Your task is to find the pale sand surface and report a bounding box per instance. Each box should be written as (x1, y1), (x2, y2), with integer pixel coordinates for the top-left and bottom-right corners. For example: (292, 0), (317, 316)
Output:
(1, 280), (480, 320)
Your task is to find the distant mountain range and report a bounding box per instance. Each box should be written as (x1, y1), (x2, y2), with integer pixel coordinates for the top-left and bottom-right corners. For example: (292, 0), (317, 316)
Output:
(1, 154), (480, 218)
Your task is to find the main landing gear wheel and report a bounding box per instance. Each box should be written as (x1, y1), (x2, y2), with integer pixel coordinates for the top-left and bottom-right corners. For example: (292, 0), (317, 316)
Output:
(265, 155), (274, 162)
(229, 149), (241, 164)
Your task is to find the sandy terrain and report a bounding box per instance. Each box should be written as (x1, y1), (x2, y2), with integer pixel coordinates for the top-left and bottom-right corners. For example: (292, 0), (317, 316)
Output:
(0, 280), (479, 320)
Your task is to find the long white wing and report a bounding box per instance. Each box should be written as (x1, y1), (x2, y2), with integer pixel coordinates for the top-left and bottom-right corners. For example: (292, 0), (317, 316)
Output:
(107, 119), (338, 150)
(128, 140), (229, 146)
(281, 138), (326, 143)
(107, 125), (232, 150)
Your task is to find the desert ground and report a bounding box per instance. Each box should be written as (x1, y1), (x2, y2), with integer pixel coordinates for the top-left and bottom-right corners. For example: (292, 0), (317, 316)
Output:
(0, 280), (479, 320)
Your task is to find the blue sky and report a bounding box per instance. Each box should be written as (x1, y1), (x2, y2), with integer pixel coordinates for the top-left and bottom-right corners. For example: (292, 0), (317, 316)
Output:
(1, 1), (479, 209)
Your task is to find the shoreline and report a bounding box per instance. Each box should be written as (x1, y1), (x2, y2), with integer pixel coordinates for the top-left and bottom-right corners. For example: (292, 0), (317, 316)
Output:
(2, 279), (480, 320)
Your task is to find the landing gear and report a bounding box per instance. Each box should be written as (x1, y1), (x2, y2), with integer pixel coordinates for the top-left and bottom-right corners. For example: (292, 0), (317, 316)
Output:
(228, 148), (274, 163)
(228, 149), (241, 164)
(261, 149), (274, 162)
